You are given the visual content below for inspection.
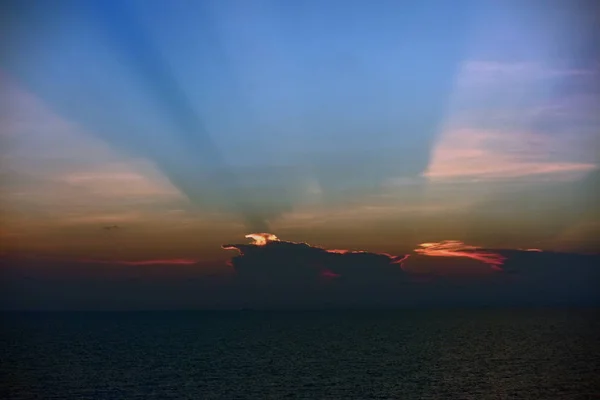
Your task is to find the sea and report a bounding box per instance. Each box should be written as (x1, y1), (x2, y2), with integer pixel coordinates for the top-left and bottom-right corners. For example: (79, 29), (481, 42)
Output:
(2, 309), (599, 399)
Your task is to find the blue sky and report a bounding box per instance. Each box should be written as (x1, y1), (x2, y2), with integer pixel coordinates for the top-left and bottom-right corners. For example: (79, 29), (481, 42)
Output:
(1, 0), (599, 259)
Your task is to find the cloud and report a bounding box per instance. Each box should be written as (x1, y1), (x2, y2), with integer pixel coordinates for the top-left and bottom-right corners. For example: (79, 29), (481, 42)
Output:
(222, 233), (409, 286)
(2, 236), (599, 309)
(80, 258), (199, 266)
(61, 170), (179, 197)
(425, 59), (598, 183)
(414, 240), (505, 271)
(221, 234), (514, 290)
(493, 249), (600, 301)
(425, 128), (597, 181)
(220, 234), (599, 304)
(461, 61), (597, 81)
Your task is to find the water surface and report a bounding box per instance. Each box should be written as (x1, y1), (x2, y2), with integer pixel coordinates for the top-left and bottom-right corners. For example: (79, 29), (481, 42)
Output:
(2, 309), (598, 399)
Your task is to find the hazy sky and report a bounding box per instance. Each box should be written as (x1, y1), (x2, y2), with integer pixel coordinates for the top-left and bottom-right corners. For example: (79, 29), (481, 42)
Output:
(1, 0), (599, 309)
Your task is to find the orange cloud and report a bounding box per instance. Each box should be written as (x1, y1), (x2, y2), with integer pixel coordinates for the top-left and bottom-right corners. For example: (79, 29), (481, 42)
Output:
(414, 240), (506, 270)
(244, 233), (280, 246)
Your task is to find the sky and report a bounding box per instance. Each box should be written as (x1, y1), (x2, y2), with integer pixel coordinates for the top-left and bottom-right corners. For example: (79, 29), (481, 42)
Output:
(1, 0), (599, 309)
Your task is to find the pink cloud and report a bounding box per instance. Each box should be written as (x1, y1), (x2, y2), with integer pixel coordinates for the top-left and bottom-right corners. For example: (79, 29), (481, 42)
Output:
(414, 240), (506, 269)
(425, 129), (597, 181)
(427, 59), (598, 183)
(79, 258), (198, 266)
(320, 269), (341, 279)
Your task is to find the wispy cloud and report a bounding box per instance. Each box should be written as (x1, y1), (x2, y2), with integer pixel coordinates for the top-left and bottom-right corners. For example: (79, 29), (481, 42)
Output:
(425, 128), (597, 181)
(64, 213), (141, 225)
(414, 240), (505, 270)
(79, 258), (199, 266)
(1, 77), (188, 237)
(426, 60), (598, 182)
(60, 166), (183, 199)
(462, 61), (597, 79)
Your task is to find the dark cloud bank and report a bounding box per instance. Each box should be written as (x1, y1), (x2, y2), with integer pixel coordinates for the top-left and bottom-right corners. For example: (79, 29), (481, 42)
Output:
(2, 234), (598, 310)
(221, 234), (599, 308)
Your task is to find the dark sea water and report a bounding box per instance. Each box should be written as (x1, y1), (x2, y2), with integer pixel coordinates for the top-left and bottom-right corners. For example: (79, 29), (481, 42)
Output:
(2, 309), (599, 399)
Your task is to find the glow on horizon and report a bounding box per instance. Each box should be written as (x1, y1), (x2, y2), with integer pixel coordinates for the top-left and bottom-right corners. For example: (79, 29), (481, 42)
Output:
(79, 258), (199, 266)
